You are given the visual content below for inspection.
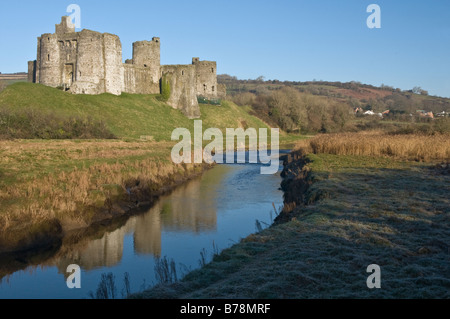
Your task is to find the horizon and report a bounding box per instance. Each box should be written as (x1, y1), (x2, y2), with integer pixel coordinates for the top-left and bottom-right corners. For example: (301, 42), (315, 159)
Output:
(0, 0), (449, 98)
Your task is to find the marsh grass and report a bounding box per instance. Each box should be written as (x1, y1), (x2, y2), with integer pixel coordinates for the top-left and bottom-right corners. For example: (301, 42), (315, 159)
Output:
(295, 131), (449, 162)
(89, 272), (132, 299)
(89, 272), (117, 299)
(154, 256), (178, 284)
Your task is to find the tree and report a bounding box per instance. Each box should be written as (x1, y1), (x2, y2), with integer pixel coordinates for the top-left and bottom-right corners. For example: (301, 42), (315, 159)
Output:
(332, 103), (353, 129)
(161, 76), (171, 101)
(412, 86), (421, 94)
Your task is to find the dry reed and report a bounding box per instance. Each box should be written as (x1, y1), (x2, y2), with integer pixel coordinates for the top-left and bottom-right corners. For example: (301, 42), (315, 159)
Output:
(295, 131), (450, 162)
(0, 140), (204, 233)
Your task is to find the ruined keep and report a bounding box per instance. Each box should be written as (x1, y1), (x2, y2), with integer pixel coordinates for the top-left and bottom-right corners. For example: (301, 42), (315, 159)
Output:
(28, 17), (225, 118)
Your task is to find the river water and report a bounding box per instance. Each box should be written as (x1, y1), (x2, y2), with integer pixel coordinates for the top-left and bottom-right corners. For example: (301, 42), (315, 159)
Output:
(0, 153), (285, 299)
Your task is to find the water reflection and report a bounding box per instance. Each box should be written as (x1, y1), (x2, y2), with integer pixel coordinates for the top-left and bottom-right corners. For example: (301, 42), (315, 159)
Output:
(0, 158), (283, 298)
(50, 165), (231, 272)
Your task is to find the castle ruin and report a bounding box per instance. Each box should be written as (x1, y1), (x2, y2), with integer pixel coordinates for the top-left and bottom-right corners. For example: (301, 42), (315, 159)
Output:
(28, 17), (225, 118)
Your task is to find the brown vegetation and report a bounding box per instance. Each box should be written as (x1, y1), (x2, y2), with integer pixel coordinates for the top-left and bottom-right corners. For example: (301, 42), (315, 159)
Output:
(0, 140), (210, 253)
(231, 86), (354, 134)
(295, 131), (450, 162)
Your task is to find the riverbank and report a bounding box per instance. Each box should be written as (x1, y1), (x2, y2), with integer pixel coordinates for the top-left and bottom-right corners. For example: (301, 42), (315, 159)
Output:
(0, 139), (213, 255)
(133, 147), (449, 298)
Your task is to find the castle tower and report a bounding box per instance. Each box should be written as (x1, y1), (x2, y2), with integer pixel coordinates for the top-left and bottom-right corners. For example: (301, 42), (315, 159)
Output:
(124, 38), (161, 94)
(37, 33), (61, 87)
(34, 17), (76, 89)
(132, 38), (160, 68)
(192, 58), (218, 99)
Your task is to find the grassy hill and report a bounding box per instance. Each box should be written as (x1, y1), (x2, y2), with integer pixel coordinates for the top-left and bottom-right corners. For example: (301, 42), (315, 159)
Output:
(0, 82), (273, 141)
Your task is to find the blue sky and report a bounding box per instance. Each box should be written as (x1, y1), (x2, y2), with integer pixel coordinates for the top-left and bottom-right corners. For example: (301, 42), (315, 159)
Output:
(0, 0), (449, 97)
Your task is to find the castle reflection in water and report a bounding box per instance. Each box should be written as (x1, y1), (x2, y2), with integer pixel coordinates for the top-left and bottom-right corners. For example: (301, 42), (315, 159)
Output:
(52, 165), (228, 273)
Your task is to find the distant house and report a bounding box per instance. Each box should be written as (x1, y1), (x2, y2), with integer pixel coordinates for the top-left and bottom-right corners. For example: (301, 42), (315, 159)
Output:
(416, 110), (434, 119)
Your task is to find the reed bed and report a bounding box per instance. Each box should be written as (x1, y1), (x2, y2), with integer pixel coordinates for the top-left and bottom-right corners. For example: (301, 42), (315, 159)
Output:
(0, 140), (204, 233)
(295, 131), (450, 162)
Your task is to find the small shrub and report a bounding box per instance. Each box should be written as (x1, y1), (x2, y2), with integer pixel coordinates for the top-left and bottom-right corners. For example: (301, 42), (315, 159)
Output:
(0, 108), (116, 139)
(160, 76), (171, 102)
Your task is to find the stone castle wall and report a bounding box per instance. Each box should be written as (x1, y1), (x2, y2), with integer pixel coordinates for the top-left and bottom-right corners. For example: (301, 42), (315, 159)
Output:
(28, 17), (223, 118)
(192, 58), (218, 99)
(162, 64), (200, 119)
(70, 30), (124, 95)
(122, 38), (161, 94)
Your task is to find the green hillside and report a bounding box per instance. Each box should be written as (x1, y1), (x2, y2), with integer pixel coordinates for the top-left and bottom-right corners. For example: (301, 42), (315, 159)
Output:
(0, 82), (272, 140)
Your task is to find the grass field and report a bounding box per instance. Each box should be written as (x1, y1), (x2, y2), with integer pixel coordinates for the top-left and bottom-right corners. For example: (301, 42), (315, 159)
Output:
(134, 137), (449, 299)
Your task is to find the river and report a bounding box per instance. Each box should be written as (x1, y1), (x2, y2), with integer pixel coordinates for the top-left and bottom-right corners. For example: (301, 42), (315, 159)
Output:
(0, 152), (285, 299)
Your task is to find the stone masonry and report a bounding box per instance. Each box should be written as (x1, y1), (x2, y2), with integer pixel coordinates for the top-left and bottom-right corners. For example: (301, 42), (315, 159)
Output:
(28, 17), (225, 118)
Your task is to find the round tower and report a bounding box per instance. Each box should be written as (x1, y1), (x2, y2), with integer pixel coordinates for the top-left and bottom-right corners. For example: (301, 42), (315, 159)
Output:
(38, 33), (61, 87)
